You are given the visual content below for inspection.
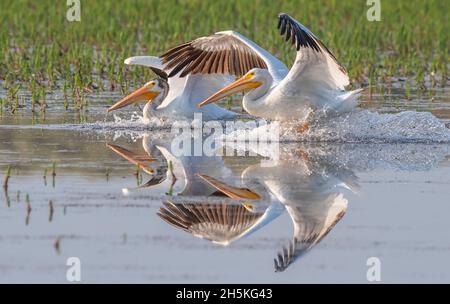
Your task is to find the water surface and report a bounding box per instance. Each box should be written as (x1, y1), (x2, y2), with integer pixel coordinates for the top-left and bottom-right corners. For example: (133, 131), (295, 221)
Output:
(1, 88), (450, 283)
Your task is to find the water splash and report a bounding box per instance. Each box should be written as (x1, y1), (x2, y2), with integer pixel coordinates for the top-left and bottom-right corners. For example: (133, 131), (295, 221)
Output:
(3, 109), (450, 143)
(226, 110), (450, 143)
(304, 110), (450, 143)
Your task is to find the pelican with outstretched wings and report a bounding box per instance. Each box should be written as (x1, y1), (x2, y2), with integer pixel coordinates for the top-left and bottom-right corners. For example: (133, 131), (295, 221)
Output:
(195, 146), (358, 272)
(165, 13), (363, 129)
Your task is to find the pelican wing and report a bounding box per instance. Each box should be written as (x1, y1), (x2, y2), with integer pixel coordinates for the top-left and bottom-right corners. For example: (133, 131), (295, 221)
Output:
(276, 13), (349, 93)
(158, 201), (264, 245)
(125, 56), (186, 104)
(124, 56), (168, 80)
(274, 195), (348, 272)
(160, 31), (289, 83)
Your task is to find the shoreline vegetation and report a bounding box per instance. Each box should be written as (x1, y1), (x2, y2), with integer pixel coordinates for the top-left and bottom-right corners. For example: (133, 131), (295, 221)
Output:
(0, 0), (448, 113)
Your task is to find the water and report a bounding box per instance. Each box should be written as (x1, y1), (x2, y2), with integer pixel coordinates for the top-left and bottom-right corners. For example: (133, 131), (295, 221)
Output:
(1, 88), (450, 283)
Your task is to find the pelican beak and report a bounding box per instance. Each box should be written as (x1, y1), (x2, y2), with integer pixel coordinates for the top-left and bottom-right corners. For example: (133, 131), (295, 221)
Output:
(106, 143), (156, 174)
(242, 203), (256, 212)
(196, 173), (261, 200)
(107, 85), (159, 112)
(197, 74), (262, 107)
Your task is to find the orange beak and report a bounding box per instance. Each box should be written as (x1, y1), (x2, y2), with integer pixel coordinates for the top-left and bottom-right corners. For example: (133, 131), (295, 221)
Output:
(196, 173), (262, 200)
(107, 85), (159, 112)
(106, 143), (157, 174)
(197, 74), (262, 107)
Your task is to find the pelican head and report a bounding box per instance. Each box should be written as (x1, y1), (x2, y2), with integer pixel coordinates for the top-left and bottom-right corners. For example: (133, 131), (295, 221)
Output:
(197, 68), (271, 107)
(107, 78), (168, 113)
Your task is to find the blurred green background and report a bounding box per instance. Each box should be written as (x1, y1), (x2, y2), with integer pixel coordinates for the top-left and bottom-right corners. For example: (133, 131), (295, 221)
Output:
(0, 0), (448, 91)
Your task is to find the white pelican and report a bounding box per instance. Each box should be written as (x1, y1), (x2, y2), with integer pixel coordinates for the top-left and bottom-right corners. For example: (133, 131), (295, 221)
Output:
(106, 134), (232, 196)
(107, 56), (237, 121)
(196, 146), (358, 271)
(158, 13), (362, 127)
(106, 133), (274, 198)
(107, 134), (285, 245)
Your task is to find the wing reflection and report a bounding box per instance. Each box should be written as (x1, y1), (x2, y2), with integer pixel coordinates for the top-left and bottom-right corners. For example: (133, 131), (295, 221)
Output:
(158, 201), (265, 246)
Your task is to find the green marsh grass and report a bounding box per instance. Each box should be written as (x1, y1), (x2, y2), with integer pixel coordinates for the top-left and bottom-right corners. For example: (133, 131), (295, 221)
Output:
(0, 0), (448, 112)
(105, 168), (110, 181)
(3, 166), (11, 191)
(25, 200), (32, 225)
(3, 166), (12, 207)
(54, 237), (61, 255)
(49, 200), (54, 222)
(51, 162), (56, 177)
(51, 162), (56, 188)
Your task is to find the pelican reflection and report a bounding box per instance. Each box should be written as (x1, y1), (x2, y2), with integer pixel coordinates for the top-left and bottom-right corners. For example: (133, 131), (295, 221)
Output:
(107, 134), (284, 246)
(107, 137), (450, 272)
(200, 146), (358, 271)
(107, 136), (358, 271)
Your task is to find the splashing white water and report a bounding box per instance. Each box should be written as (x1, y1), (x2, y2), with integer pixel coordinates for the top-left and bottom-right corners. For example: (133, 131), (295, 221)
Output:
(225, 110), (450, 143)
(4, 109), (449, 143)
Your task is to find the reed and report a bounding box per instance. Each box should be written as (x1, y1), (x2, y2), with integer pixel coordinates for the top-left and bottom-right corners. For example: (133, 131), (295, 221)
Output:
(25, 200), (32, 226)
(3, 166), (11, 192)
(49, 200), (54, 222)
(52, 162), (57, 177)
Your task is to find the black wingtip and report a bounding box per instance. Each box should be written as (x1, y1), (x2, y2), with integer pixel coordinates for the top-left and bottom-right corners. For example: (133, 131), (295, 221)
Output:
(277, 13), (322, 53)
(278, 13), (289, 29)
